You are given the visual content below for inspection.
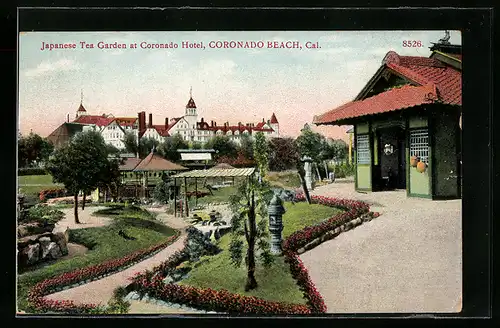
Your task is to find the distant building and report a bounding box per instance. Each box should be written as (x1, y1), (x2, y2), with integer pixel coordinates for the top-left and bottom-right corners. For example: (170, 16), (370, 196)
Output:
(49, 89), (280, 149)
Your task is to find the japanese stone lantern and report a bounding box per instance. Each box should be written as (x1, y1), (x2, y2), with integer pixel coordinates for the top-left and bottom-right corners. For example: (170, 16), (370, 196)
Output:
(268, 193), (286, 255)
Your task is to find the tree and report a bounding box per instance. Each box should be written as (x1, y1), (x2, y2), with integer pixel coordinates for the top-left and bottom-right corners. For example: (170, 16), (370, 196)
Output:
(190, 141), (203, 150)
(239, 133), (254, 161)
(47, 131), (110, 223)
(158, 134), (189, 162)
(139, 137), (160, 158)
(228, 178), (274, 291)
(253, 132), (269, 178)
(205, 135), (238, 160)
(295, 128), (325, 163)
(18, 132), (54, 167)
(268, 137), (300, 171)
(122, 131), (139, 156)
(95, 154), (123, 205)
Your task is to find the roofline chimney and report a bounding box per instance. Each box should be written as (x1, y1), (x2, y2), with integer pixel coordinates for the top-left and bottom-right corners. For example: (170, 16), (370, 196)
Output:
(211, 120), (214, 127)
(148, 113), (153, 128)
(165, 117), (168, 129)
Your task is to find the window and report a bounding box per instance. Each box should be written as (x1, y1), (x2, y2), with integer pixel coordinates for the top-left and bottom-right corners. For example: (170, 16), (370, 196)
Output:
(410, 128), (429, 163)
(356, 134), (371, 164)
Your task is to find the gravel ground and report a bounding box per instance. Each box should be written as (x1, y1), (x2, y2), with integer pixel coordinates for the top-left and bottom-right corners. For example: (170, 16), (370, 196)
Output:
(300, 182), (462, 313)
(52, 206), (111, 232)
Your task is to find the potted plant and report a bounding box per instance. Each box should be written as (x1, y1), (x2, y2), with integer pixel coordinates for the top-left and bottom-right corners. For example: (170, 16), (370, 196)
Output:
(410, 156), (420, 167)
(416, 161), (427, 173)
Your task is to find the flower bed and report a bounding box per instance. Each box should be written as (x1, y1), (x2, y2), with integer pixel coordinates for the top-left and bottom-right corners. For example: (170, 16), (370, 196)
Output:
(130, 248), (311, 314)
(128, 194), (379, 315)
(39, 188), (69, 202)
(27, 231), (181, 314)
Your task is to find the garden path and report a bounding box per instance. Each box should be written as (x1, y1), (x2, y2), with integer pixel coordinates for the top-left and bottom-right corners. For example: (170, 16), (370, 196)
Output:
(52, 206), (111, 232)
(300, 182), (462, 313)
(45, 211), (190, 310)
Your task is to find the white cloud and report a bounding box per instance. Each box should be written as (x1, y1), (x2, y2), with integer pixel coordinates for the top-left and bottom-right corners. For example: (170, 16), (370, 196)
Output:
(24, 59), (81, 78)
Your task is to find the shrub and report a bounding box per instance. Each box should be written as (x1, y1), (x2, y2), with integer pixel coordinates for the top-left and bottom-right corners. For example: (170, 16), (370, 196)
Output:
(152, 181), (170, 204)
(18, 168), (47, 176)
(326, 163), (355, 179)
(24, 204), (64, 225)
(184, 226), (222, 262)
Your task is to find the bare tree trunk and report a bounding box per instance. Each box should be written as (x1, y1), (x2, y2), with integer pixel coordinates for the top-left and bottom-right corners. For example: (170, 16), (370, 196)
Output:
(82, 193), (86, 210)
(245, 188), (258, 291)
(296, 164), (311, 204)
(324, 161), (328, 178)
(315, 163), (322, 181)
(74, 194), (80, 224)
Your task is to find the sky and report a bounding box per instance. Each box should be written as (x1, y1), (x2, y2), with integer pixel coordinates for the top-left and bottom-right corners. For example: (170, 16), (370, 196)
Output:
(18, 30), (461, 141)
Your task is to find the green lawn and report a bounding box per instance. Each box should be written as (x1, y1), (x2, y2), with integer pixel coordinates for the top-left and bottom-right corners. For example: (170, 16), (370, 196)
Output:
(179, 201), (343, 305)
(17, 205), (176, 312)
(265, 171), (301, 189)
(282, 201), (342, 238)
(194, 185), (238, 205)
(179, 234), (307, 305)
(18, 174), (63, 200)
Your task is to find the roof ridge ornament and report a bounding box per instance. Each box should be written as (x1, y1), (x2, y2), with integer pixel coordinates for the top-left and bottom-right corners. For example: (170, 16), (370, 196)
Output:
(438, 30), (451, 45)
(382, 51), (400, 65)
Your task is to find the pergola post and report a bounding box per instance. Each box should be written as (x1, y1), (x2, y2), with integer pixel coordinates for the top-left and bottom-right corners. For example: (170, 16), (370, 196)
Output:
(174, 177), (177, 217)
(184, 177), (189, 217)
(195, 178), (198, 206)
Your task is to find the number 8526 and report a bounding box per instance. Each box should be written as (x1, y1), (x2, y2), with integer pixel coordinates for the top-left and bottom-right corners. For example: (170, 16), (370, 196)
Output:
(403, 40), (423, 47)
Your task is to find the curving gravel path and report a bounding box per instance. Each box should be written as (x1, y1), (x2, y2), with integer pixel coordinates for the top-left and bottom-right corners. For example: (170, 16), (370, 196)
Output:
(300, 182), (462, 313)
(52, 206), (111, 233)
(45, 211), (189, 308)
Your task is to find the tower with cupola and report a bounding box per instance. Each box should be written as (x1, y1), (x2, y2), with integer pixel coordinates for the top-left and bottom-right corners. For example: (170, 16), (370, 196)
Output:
(184, 87), (199, 141)
(75, 89), (88, 119)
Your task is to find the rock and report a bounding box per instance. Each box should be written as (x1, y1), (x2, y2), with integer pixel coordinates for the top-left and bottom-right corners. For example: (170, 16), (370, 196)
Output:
(22, 243), (41, 265)
(38, 237), (52, 259)
(44, 242), (62, 259)
(52, 232), (68, 255)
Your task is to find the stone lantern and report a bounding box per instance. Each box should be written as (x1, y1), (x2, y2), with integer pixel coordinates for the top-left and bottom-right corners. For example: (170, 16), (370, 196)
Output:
(301, 156), (314, 191)
(268, 193), (286, 255)
(17, 194), (25, 222)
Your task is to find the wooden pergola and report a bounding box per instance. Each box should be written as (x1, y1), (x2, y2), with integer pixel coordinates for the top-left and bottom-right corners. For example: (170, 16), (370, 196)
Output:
(171, 167), (256, 217)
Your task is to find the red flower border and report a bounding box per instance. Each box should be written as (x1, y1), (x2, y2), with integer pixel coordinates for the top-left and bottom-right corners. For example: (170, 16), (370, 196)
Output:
(26, 194), (380, 315)
(26, 231), (181, 314)
(129, 195), (378, 315)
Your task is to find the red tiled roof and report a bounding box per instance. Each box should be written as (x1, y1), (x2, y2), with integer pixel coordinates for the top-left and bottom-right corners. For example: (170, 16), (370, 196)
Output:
(152, 125), (170, 137)
(119, 157), (142, 171)
(186, 97), (196, 108)
(270, 113), (278, 124)
(384, 51), (461, 105)
(255, 122), (266, 128)
(314, 84), (439, 124)
(133, 152), (188, 171)
(115, 117), (137, 127)
(74, 115), (115, 127)
(315, 50), (461, 124)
